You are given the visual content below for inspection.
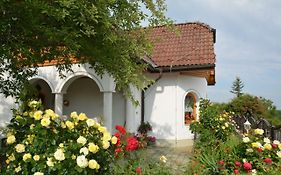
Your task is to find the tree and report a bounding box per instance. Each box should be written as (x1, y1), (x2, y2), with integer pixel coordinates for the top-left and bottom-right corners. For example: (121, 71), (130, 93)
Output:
(230, 76), (244, 97)
(0, 0), (170, 102)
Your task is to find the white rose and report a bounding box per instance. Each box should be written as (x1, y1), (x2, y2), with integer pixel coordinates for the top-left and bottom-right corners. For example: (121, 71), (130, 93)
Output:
(76, 155), (88, 168)
(46, 157), (54, 167)
(86, 119), (96, 127)
(54, 149), (65, 161)
(243, 137), (250, 143)
(80, 147), (89, 155)
(263, 137), (271, 144)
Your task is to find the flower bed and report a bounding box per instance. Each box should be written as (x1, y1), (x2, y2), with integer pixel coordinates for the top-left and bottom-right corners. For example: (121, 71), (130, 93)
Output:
(1, 100), (117, 174)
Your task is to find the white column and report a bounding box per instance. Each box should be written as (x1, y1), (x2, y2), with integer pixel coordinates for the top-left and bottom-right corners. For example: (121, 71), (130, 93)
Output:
(126, 86), (141, 133)
(54, 93), (63, 116)
(126, 98), (135, 133)
(103, 92), (113, 134)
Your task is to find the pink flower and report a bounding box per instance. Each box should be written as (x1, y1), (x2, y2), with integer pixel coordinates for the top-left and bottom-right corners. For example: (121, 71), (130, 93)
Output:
(272, 143), (277, 148)
(257, 148), (263, 152)
(264, 158), (272, 165)
(115, 125), (126, 135)
(234, 161), (241, 167)
(243, 162), (252, 171)
(234, 169), (240, 174)
(218, 160), (225, 166)
(136, 167), (142, 174)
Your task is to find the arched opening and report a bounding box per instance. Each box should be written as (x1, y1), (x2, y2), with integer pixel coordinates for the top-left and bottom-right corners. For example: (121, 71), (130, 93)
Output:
(30, 79), (55, 110)
(184, 92), (197, 124)
(63, 77), (103, 117)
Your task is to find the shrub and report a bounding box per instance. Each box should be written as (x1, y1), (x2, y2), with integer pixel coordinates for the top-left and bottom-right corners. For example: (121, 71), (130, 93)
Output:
(1, 100), (117, 174)
(190, 99), (236, 143)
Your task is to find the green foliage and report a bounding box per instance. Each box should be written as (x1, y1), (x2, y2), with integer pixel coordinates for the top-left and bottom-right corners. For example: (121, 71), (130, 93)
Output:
(1, 100), (116, 174)
(0, 0), (171, 100)
(230, 76), (244, 97)
(112, 150), (172, 175)
(226, 94), (281, 125)
(190, 99), (236, 143)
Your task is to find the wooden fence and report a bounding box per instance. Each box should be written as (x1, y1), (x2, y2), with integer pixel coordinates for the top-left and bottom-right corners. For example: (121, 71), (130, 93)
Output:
(233, 115), (281, 141)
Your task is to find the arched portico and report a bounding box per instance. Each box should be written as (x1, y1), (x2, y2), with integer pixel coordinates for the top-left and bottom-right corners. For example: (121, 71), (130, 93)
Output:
(29, 77), (55, 110)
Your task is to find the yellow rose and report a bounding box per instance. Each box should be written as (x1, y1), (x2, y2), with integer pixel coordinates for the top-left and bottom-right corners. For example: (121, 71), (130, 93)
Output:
(15, 144), (25, 153)
(61, 122), (66, 128)
(78, 113), (87, 121)
(41, 117), (51, 127)
(71, 154), (76, 160)
(45, 109), (55, 117)
(33, 111), (43, 120)
(77, 136), (87, 145)
(46, 157), (54, 167)
(33, 155), (40, 161)
(264, 143), (272, 150)
(98, 126), (107, 133)
(8, 154), (15, 161)
(88, 143), (99, 153)
(254, 129), (264, 135)
(59, 143), (64, 148)
(88, 159), (100, 169)
(103, 132), (111, 141)
(278, 144), (281, 150)
(15, 166), (21, 173)
(160, 155), (167, 163)
(86, 119), (96, 127)
(30, 124), (35, 129)
(251, 142), (261, 148)
(66, 121), (74, 130)
(23, 153), (32, 161)
(111, 136), (118, 145)
(6, 135), (16, 144)
(70, 112), (78, 120)
(102, 140), (110, 149)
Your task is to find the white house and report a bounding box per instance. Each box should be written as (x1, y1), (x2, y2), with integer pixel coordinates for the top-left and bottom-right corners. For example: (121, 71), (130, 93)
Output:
(0, 22), (216, 146)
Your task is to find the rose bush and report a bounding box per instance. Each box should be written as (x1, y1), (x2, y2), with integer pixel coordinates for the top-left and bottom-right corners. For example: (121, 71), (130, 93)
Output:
(1, 100), (117, 175)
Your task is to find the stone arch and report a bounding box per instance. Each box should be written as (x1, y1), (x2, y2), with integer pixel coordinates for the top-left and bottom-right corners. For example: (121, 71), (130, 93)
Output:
(29, 76), (55, 93)
(29, 76), (55, 110)
(55, 71), (104, 93)
(183, 90), (200, 124)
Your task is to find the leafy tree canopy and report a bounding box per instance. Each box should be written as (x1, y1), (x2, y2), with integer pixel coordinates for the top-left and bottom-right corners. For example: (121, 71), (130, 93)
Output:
(0, 0), (170, 102)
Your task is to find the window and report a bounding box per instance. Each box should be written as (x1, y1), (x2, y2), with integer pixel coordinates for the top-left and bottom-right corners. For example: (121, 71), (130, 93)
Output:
(184, 93), (197, 124)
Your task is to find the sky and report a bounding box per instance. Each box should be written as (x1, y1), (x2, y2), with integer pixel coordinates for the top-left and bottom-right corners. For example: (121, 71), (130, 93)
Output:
(165, 0), (281, 109)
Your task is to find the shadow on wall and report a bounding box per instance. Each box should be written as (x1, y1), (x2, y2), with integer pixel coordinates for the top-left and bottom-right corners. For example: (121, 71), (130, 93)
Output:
(0, 95), (16, 123)
(150, 121), (174, 140)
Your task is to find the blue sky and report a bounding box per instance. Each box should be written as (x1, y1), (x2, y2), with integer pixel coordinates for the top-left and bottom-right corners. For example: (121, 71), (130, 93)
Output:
(165, 0), (281, 109)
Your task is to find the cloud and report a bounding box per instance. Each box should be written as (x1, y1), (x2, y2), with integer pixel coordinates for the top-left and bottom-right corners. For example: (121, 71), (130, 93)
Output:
(166, 0), (281, 108)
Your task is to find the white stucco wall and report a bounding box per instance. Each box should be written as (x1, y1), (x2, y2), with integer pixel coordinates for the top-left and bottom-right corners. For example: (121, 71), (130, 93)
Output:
(0, 95), (16, 124)
(0, 64), (209, 141)
(144, 73), (207, 140)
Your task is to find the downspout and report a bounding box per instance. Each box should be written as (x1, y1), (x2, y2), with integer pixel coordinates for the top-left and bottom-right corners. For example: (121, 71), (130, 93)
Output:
(141, 68), (163, 124)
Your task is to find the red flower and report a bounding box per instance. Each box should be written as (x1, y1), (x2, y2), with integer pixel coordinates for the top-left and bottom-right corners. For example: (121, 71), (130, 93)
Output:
(243, 162), (252, 171)
(125, 136), (139, 151)
(218, 160), (225, 166)
(257, 148), (263, 152)
(115, 125), (126, 135)
(114, 148), (123, 157)
(234, 161), (241, 167)
(233, 169), (240, 174)
(272, 143), (277, 148)
(136, 167), (142, 174)
(264, 158), (272, 165)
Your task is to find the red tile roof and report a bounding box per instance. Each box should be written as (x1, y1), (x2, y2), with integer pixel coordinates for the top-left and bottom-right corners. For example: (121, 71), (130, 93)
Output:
(147, 22), (216, 68)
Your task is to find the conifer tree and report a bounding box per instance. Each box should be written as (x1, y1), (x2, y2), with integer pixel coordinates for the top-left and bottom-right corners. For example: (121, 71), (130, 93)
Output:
(230, 76), (244, 97)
